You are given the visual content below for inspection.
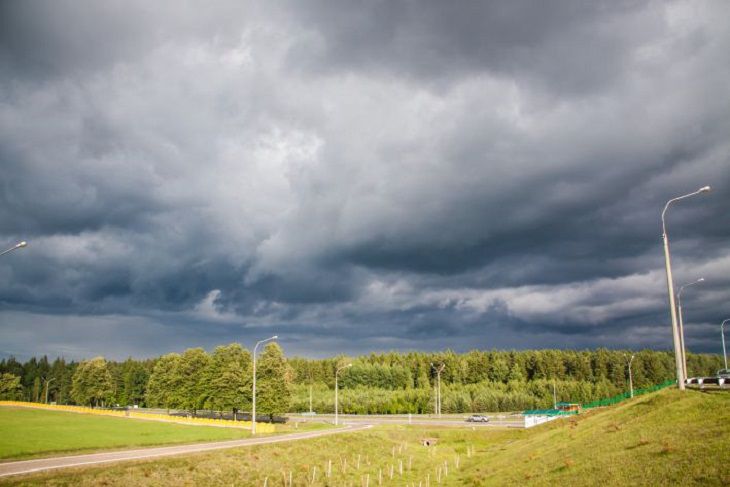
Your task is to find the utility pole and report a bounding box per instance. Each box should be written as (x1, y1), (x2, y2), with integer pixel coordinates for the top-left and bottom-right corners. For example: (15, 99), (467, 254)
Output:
(661, 186), (710, 390)
(722, 320), (729, 370)
(251, 335), (278, 435)
(431, 363), (445, 418)
(627, 354), (635, 398)
(44, 377), (55, 404)
(552, 380), (557, 409)
(677, 278), (704, 379)
(335, 363), (352, 426)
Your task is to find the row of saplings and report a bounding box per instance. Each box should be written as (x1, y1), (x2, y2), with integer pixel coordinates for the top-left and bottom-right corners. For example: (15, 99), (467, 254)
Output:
(71, 343), (292, 421)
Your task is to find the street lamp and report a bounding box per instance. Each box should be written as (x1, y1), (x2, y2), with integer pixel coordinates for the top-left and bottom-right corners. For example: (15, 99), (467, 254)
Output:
(431, 363), (445, 418)
(0, 241), (27, 257)
(722, 320), (729, 370)
(44, 377), (56, 404)
(251, 335), (278, 435)
(661, 186), (710, 390)
(626, 354), (635, 398)
(677, 277), (704, 379)
(334, 363), (352, 426)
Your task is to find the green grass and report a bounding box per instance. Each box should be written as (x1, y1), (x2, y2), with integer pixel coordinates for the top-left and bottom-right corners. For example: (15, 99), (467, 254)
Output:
(461, 389), (730, 486)
(0, 407), (255, 460)
(1, 390), (728, 486)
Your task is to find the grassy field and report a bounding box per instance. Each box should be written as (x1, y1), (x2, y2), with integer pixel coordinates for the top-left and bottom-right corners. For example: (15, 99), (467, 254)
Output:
(462, 389), (730, 486)
(0, 407), (327, 461)
(1, 389), (728, 486)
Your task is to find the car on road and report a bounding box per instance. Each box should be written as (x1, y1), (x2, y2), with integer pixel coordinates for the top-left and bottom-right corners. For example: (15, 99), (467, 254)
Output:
(466, 414), (489, 423)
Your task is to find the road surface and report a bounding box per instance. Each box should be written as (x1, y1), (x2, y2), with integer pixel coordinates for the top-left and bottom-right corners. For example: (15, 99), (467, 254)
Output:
(292, 414), (524, 429)
(0, 423), (371, 478)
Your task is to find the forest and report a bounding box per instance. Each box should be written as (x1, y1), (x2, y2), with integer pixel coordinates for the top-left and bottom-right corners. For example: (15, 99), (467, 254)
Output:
(0, 345), (723, 414)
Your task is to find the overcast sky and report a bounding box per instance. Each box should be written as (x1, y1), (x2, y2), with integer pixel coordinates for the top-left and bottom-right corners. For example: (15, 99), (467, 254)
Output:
(1, 0), (729, 361)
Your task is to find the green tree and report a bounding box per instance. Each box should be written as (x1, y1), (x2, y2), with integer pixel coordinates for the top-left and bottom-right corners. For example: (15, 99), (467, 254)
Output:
(122, 359), (150, 406)
(146, 353), (182, 411)
(176, 348), (212, 414)
(205, 343), (252, 418)
(71, 357), (114, 407)
(256, 343), (293, 420)
(0, 373), (23, 400)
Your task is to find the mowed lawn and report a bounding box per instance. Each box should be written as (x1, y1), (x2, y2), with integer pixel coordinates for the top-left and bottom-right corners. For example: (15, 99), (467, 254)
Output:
(0, 407), (251, 460)
(2, 389), (728, 486)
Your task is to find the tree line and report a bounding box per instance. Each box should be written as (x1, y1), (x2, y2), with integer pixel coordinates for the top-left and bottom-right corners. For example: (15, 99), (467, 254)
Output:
(0, 347), (723, 414)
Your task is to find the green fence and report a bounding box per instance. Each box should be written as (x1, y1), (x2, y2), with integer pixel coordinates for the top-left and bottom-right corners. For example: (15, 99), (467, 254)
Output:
(522, 408), (579, 416)
(581, 379), (676, 409)
(523, 379), (676, 416)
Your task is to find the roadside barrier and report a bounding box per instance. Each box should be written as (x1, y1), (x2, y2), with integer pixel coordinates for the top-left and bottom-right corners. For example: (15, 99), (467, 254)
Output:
(0, 401), (276, 433)
(581, 379), (675, 409)
(523, 379), (676, 419)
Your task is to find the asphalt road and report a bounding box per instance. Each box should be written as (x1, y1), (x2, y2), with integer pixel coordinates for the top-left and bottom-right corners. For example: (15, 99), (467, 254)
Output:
(292, 414), (524, 429)
(0, 423), (372, 479)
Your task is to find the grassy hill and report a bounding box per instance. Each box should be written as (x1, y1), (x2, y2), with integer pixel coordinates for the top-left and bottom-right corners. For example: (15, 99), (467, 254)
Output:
(2, 389), (727, 486)
(462, 388), (730, 486)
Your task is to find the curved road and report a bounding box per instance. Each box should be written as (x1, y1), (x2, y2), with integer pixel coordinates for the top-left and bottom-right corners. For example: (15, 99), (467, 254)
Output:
(0, 423), (372, 478)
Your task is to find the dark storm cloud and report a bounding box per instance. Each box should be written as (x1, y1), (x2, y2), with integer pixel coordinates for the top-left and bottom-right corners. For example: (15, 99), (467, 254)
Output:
(285, 0), (663, 94)
(1, 0), (730, 360)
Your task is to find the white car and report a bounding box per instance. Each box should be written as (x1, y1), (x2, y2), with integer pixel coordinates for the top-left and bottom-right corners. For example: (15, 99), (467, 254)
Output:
(466, 415), (489, 423)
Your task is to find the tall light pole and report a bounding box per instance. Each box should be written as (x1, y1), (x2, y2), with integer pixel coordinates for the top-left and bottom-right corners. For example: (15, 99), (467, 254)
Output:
(661, 186), (710, 390)
(431, 363), (445, 418)
(334, 363), (352, 426)
(0, 241), (27, 257)
(626, 354), (635, 398)
(251, 335), (277, 435)
(677, 277), (704, 379)
(44, 377), (56, 404)
(722, 319), (729, 370)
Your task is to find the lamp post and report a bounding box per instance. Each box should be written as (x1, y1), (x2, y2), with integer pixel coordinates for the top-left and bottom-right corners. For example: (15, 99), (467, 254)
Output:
(627, 354), (635, 398)
(44, 377), (56, 404)
(431, 363), (445, 418)
(661, 186), (710, 390)
(251, 335), (278, 435)
(722, 320), (729, 370)
(334, 363), (352, 426)
(0, 241), (27, 257)
(677, 277), (704, 379)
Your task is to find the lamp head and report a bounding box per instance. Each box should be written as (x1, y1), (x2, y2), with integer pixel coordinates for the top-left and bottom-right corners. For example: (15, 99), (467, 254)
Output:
(698, 277), (705, 282)
(272, 335), (278, 339)
(699, 185), (711, 193)
(16, 241), (27, 248)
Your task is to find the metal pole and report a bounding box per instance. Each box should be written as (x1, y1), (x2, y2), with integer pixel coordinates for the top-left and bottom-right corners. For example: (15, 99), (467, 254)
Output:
(431, 363), (445, 418)
(662, 232), (684, 390)
(661, 187), (710, 390)
(677, 278), (704, 379)
(722, 320), (729, 370)
(335, 364), (351, 426)
(44, 378), (55, 404)
(677, 301), (686, 379)
(552, 380), (557, 409)
(0, 241), (27, 257)
(251, 335), (277, 435)
(628, 355), (634, 398)
(309, 384), (313, 414)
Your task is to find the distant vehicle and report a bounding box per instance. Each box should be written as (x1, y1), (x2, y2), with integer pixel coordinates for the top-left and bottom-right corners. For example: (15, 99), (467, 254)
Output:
(717, 369), (730, 378)
(466, 415), (489, 423)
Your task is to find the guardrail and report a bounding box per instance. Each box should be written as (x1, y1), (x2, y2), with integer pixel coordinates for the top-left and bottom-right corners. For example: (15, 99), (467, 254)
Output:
(684, 376), (730, 389)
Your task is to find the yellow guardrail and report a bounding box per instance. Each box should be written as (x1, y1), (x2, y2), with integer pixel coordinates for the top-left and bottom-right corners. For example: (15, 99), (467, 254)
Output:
(0, 401), (276, 433)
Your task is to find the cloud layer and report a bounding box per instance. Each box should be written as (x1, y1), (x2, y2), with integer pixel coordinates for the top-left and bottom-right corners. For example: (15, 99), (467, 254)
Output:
(1, 0), (729, 359)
